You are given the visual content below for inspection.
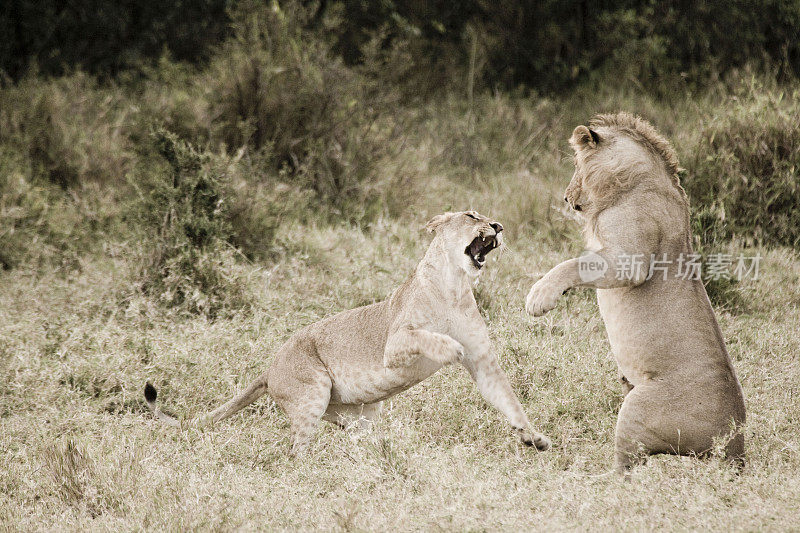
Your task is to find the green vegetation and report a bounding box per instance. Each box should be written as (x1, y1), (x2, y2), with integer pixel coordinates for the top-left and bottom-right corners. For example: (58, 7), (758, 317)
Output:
(127, 129), (253, 317)
(1, 1), (799, 529)
(685, 78), (800, 248)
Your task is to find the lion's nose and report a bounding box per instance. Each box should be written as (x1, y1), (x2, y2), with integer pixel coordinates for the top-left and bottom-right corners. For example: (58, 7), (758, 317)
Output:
(566, 197), (582, 211)
(490, 222), (503, 233)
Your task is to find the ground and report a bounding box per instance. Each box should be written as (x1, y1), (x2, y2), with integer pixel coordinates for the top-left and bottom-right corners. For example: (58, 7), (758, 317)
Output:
(2, 221), (799, 531)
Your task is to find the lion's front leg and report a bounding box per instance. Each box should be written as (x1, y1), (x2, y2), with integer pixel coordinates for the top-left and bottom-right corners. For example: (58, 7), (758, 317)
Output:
(462, 354), (551, 451)
(383, 326), (465, 369)
(525, 246), (656, 317)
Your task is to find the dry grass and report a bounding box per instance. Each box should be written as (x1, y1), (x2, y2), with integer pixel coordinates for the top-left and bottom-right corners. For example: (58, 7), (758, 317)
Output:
(2, 52), (799, 529)
(2, 220), (799, 531)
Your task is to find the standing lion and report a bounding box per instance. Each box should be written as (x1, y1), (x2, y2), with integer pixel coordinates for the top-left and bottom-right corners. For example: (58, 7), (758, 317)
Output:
(526, 112), (746, 473)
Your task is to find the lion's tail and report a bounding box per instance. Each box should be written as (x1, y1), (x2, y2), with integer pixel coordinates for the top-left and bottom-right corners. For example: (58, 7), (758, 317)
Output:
(144, 373), (270, 429)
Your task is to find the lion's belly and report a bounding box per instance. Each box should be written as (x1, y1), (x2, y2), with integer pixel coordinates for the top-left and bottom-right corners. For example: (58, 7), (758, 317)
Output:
(598, 290), (648, 384)
(597, 279), (738, 387)
(328, 357), (443, 405)
(596, 284), (689, 385)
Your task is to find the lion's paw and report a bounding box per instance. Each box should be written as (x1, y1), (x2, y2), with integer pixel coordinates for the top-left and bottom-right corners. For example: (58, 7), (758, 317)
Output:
(447, 337), (466, 364)
(525, 277), (562, 317)
(518, 428), (552, 451)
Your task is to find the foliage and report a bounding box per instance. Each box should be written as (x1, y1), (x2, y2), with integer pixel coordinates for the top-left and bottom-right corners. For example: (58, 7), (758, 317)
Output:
(128, 129), (252, 317)
(0, 150), (122, 272)
(224, 151), (315, 262)
(0, 1), (797, 324)
(4, 1), (799, 94)
(688, 209), (746, 312)
(684, 79), (800, 248)
(0, 0), (229, 79)
(322, 0), (800, 93)
(0, 150), (76, 270)
(204, 0), (408, 224)
(0, 73), (132, 188)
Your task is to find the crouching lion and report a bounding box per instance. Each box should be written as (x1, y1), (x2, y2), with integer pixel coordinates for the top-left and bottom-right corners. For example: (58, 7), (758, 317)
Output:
(145, 210), (550, 455)
(525, 113), (745, 473)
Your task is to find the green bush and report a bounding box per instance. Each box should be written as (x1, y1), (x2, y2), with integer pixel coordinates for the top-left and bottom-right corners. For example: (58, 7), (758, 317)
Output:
(0, 150), (61, 270)
(0, 0), (229, 80)
(684, 81), (800, 248)
(0, 148), (116, 271)
(224, 151), (314, 261)
(425, 94), (558, 183)
(203, 1), (406, 224)
(129, 129), (252, 317)
(685, 207), (745, 312)
(4, 0), (799, 94)
(0, 73), (132, 188)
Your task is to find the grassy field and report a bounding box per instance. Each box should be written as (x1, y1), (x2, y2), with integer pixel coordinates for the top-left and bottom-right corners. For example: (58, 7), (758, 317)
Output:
(2, 209), (800, 529)
(2, 28), (800, 526)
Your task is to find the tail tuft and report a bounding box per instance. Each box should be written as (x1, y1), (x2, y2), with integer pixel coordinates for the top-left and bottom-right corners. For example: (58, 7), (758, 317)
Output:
(144, 382), (158, 403)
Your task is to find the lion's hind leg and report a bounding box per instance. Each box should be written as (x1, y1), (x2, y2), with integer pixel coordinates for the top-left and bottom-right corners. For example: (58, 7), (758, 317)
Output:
(278, 377), (332, 457)
(269, 343), (333, 456)
(614, 380), (734, 474)
(614, 384), (681, 473)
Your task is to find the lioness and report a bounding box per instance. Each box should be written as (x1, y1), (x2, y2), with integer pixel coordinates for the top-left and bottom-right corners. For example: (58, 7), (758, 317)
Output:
(146, 211), (550, 455)
(525, 113), (745, 472)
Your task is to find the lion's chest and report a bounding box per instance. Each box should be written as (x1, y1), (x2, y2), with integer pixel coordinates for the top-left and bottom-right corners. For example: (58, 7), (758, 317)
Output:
(328, 357), (443, 404)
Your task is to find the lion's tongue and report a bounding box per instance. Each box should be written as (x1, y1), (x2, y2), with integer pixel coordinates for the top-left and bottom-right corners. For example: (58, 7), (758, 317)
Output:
(468, 238), (484, 258)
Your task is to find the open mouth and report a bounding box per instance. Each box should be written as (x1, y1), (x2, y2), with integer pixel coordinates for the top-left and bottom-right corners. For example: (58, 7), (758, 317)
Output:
(465, 232), (501, 269)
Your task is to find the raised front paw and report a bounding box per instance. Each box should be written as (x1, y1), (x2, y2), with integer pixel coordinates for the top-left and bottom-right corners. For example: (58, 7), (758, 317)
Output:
(525, 277), (563, 316)
(446, 337), (466, 364)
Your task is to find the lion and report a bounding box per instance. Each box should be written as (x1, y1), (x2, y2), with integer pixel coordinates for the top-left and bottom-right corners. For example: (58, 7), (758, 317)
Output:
(525, 113), (745, 473)
(145, 210), (551, 455)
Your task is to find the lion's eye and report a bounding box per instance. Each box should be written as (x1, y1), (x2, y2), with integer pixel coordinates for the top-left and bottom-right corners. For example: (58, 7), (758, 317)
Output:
(465, 213), (478, 220)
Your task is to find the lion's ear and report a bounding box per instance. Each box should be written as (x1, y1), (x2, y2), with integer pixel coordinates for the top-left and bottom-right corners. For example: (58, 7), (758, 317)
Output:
(572, 125), (600, 148)
(424, 213), (450, 233)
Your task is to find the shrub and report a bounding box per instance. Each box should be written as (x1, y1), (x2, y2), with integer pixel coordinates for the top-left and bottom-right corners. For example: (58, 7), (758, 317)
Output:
(425, 94), (557, 183)
(684, 80), (800, 248)
(0, 150), (58, 269)
(128, 129), (252, 317)
(224, 150), (314, 261)
(132, 58), (211, 145)
(686, 207), (745, 311)
(0, 148), (110, 271)
(203, 0), (406, 224)
(0, 1), (230, 80)
(0, 73), (132, 188)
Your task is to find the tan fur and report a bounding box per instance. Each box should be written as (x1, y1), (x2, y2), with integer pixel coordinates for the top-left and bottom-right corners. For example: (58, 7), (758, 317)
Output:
(527, 113), (745, 473)
(146, 211), (550, 455)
